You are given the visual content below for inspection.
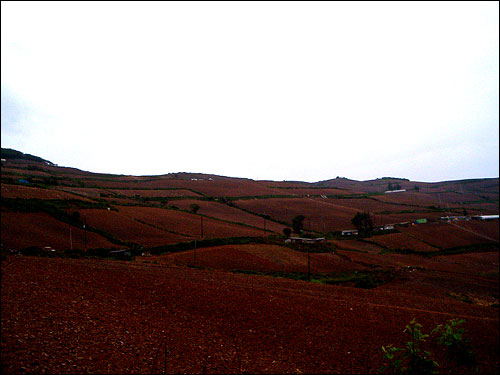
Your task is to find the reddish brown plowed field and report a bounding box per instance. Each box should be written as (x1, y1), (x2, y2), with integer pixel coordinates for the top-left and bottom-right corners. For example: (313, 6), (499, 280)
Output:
(78, 209), (191, 246)
(55, 187), (114, 199)
(234, 197), (357, 231)
(367, 233), (440, 252)
(264, 187), (355, 196)
(320, 197), (410, 213)
(1, 257), (498, 374)
(399, 221), (499, 249)
(143, 244), (366, 274)
(1, 184), (90, 200)
(0, 210), (118, 250)
(334, 247), (499, 307)
(95, 178), (280, 197)
(107, 189), (202, 198)
(329, 239), (386, 253)
(116, 206), (268, 240)
(1, 167), (52, 177)
(169, 200), (286, 233)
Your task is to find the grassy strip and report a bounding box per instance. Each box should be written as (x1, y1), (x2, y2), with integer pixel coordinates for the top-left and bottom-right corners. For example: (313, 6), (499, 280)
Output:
(284, 241), (337, 253)
(147, 236), (283, 255)
(378, 242), (499, 257)
(232, 269), (394, 289)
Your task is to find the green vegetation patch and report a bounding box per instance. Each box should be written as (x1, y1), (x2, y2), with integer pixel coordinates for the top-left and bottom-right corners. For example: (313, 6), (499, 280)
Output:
(147, 236), (282, 255)
(232, 269), (394, 289)
(378, 242), (498, 257)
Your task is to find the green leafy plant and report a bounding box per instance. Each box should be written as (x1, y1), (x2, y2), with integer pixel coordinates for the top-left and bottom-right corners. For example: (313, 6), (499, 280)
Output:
(431, 319), (477, 370)
(379, 319), (439, 374)
(381, 318), (479, 374)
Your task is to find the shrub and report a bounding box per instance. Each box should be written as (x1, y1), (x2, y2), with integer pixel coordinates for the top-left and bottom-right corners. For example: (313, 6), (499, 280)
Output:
(292, 215), (305, 234)
(380, 319), (439, 374)
(431, 319), (477, 369)
(380, 318), (478, 374)
(189, 203), (200, 214)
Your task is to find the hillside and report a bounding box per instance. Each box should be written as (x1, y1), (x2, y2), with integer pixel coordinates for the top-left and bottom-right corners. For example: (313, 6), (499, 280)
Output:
(1, 149), (499, 374)
(1, 149), (498, 252)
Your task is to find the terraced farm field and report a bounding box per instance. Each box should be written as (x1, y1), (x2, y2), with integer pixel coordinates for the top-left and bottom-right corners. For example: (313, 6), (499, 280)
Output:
(1, 211), (118, 250)
(233, 197), (358, 231)
(1, 156), (498, 374)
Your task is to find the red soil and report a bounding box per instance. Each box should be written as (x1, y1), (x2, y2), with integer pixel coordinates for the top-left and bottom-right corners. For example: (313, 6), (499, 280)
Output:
(144, 244), (366, 274)
(1, 257), (498, 374)
(1, 184), (90, 201)
(234, 197), (357, 231)
(170, 200), (286, 233)
(116, 206), (268, 240)
(367, 233), (440, 252)
(55, 187), (114, 199)
(0, 210), (118, 250)
(78, 208), (191, 247)
(107, 189), (202, 198)
(399, 221), (499, 249)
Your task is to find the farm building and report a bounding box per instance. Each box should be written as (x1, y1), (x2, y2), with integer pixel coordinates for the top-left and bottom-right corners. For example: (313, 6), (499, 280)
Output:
(110, 249), (133, 259)
(285, 237), (326, 244)
(384, 189), (406, 194)
(341, 230), (358, 236)
(440, 216), (469, 222)
(472, 215), (499, 220)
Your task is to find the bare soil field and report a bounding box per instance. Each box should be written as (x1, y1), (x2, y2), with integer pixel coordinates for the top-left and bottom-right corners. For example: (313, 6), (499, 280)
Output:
(106, 189), (202, 198)
(1, 157), (498, 373)
(1, 256), (498, 374)
(106, 178), (281, 197)
(366, 232), (440, 252)
(234, 197), (357, 231)
(262, 187), (356, 196)
(55, 187), (114, 199)
(116, 206), (268, 240)
(78, 208), (191, 247)
(143, 244), (367, 274)
(170, 200), (286, 233)
(1, 184), (90, 201)
(1, 210), (118, 250)
(399, 221), (499, 249)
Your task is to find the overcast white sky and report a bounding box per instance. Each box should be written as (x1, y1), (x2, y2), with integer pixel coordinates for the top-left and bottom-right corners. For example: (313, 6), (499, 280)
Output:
(1, 1), (499, 182)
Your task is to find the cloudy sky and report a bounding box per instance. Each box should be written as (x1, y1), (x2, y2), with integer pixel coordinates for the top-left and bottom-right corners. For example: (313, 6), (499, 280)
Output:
(1, 1), (498, 182)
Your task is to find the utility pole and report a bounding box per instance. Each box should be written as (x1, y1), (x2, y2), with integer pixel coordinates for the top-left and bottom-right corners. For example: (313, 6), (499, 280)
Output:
(263, 217), (266, 232)
(83, 213), (87, 252)
(307, 250), (311, 281)
(193, 239), (197, 267)
(200, 216), (204, 238)
(69, 225), (73, 250)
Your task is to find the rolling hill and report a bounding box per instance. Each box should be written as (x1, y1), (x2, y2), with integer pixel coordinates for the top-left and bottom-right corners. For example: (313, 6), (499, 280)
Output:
(1, 148), (498, 374)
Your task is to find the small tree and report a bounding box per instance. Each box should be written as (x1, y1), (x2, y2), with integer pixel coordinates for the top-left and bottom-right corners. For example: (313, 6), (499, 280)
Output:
(292, 215), (305, 234)
(351, 212), (373, 237)
(283, 228), (292, 238)
(189, 203), (200, 214)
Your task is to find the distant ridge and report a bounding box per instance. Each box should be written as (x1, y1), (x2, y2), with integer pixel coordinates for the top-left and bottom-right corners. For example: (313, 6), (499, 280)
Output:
(1, 148), (498, 187)
(1, 148), (54, 165)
